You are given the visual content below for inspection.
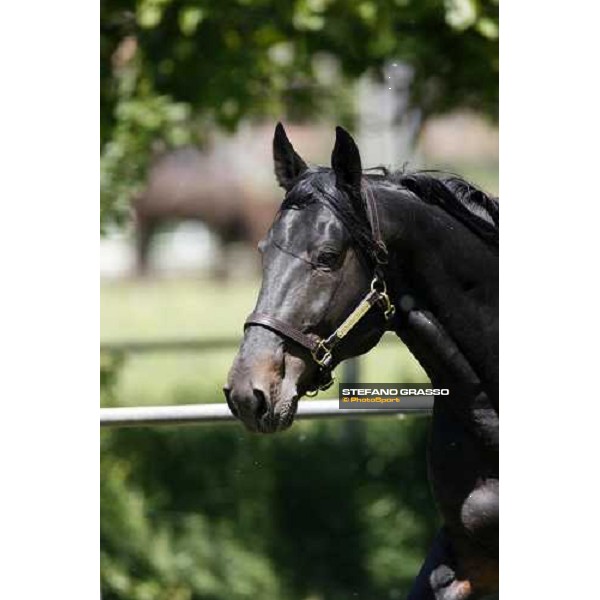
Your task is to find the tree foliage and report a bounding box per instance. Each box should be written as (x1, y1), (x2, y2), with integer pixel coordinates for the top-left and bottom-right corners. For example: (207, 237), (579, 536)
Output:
(100, 0), (498, 228)
(101, 417), (438, 600)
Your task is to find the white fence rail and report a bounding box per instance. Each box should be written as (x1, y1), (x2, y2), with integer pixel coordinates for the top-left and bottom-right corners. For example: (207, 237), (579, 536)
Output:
(100, 399), (433, 428)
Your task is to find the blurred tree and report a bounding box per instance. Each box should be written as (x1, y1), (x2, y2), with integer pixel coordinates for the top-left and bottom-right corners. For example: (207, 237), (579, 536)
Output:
(101, 418), (438, 600)
(101, 0), (498, 228)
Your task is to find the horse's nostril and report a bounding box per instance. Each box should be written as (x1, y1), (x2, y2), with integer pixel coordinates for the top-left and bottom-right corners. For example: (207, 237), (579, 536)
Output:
(253, 388), (269, 421)
(223, 386), (239, 418)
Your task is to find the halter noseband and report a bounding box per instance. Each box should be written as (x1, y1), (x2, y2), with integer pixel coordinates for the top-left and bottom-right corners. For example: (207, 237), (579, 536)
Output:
(243, 181), (396, 395)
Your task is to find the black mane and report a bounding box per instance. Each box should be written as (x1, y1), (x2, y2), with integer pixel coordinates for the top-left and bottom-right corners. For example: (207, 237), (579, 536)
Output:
(281, 167), (499, 257)
(390, 170), (499, 247)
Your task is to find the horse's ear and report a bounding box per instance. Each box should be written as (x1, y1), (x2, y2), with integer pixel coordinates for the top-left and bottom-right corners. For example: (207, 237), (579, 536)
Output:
(331, 126), (362, 190)
(273, 122), (307, 191)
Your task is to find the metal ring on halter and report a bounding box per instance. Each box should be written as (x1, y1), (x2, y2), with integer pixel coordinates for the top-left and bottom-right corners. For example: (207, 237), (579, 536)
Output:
(371, 276), (385, 293)
(371, 276), (395, 320)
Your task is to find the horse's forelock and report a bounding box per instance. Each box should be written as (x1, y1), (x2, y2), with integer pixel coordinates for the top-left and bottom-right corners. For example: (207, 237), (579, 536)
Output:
(281, 168), (337, 210)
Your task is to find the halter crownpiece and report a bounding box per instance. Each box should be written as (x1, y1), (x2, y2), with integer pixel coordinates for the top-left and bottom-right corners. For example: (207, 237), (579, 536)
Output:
(244, 181), (395, 395)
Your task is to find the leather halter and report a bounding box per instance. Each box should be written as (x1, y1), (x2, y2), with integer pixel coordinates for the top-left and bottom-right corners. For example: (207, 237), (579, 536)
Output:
(244, 181), (396, 395)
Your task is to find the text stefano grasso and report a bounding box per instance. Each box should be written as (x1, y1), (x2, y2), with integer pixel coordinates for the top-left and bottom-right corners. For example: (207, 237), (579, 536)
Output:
(341, 388), (449, 396)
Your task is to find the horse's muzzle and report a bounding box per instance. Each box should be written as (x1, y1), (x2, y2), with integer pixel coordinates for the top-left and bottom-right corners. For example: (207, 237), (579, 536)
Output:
(227, 322), (316, 431)
(222, 383), (270, 432)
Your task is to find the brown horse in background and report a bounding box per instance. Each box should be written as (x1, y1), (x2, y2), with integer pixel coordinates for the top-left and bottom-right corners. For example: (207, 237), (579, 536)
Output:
(132, 146), (279, 275)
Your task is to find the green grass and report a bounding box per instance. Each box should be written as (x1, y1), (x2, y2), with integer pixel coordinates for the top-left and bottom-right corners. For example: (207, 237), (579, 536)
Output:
(101, 278), (258, 340)
(101, 278), (427, 407)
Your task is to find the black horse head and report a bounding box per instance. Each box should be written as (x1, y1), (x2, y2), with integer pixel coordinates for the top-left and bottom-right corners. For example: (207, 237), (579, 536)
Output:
(225, 123), (498, 434)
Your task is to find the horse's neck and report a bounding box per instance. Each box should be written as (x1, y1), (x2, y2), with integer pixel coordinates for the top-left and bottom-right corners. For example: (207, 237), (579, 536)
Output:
(397, 308), (498, 450)
(378, 190), (499, 403)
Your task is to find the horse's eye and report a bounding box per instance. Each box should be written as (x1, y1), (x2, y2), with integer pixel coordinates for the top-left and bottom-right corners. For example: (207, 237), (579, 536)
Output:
(316, 250), (340, 269)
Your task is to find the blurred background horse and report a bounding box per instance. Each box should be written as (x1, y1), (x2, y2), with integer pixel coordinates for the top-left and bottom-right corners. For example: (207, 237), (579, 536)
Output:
(132, 145), (279, 277)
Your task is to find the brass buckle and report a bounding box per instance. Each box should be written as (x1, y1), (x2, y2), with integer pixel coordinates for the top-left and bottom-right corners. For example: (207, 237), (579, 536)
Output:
(312, 340), (333, 368)
(381, 292), (395, 320)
